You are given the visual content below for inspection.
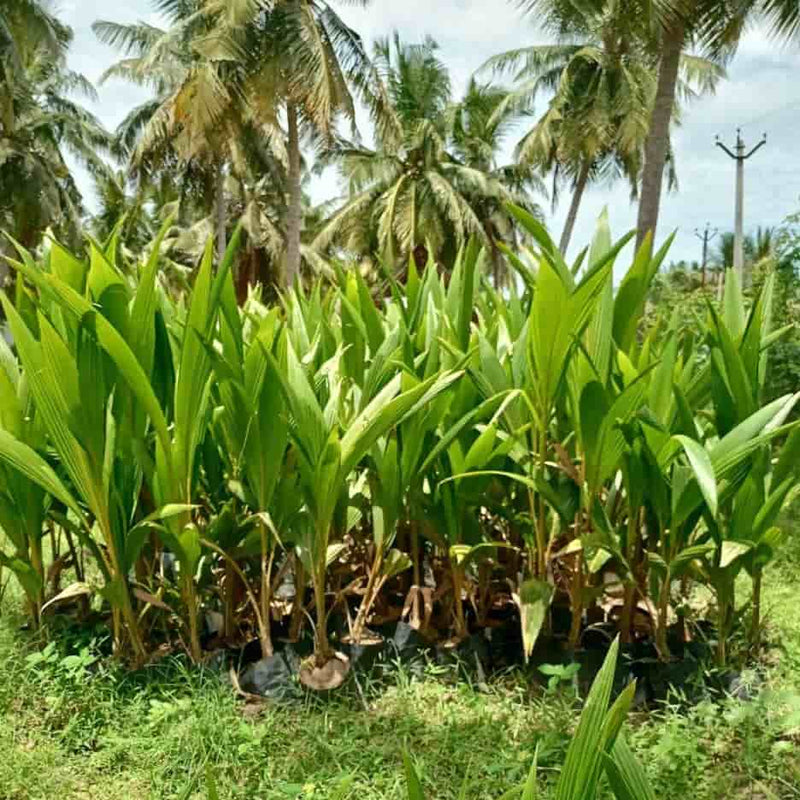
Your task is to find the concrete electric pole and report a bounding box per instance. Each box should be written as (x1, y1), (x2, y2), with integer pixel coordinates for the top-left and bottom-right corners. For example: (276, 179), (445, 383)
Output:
(715, 129), (767, 287)
(694, 223), (718, 289)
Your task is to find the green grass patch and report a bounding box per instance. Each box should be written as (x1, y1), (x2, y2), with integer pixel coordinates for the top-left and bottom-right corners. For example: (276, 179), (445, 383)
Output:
(2, 543), (800, 800)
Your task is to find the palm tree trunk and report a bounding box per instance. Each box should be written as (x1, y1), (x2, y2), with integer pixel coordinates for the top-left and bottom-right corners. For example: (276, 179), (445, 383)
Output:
(568, 552), (583, 652)
(452, 562), (467, 640)
(224, 559), (236, 640)
(409, 519), (422, 625)
(215, 161), (226, 263)
(313, 565), (332, 664)
(183, 572), (202, 663)
(285, 101), (302, 288)
(484, 224), (503, 289)
(620, 509), (641, 645)
(635, 21), (685, 251)
(559, 161), (591, 255)
(655, 574), (671, 661)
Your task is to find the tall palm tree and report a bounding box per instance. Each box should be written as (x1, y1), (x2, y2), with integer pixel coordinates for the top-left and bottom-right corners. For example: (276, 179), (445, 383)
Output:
(94, 3), (261, 263)
(96, 1), (371, 286)
(713, 226), (775, 274)
(449, 79), (543, 284)
(0, 0), (65, 104)
(223, 0), (373, 286)
(0, 8), (110, 261)
(314, 34), (539, 271)
(633, 0), (800, 249)
(485, 0), (721, 254)
(751, 225), (775, 263)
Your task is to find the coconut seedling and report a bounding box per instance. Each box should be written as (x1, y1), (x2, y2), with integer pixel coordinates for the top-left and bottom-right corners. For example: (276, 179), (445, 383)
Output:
(205, 274), (290, 658)
(269, 318), (463, 687)
(0, 206), (798, 686)
(456, 206), (617, 657)
(0, 239), (177, 662)
(135, 232), (250, 662)
(0, 334), (49, 625)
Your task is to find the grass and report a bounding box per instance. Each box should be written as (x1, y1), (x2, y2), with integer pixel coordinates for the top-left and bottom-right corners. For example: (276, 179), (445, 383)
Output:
(2, 537), (800, 799)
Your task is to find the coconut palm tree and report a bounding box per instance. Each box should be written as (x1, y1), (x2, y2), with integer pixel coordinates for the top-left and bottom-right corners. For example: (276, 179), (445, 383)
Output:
(96, 1), (372, 287)
(0, 10), (110, 267)
(632, 0), (800, 249)
(448, 78), (543, 285)
(712, 226), (776, 281)
(93, 3), (260, 263)
(90, 168), (157, 253)
(221, 0), (373, 286)
(314, 34), (538, 272)
(0, 0), (65, 96)
(751, 225), (775, 262)
(484, 0), (721, 255)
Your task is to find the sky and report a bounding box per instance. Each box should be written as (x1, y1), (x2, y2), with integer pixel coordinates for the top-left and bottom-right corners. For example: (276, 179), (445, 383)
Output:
(59, 0), (800, 264)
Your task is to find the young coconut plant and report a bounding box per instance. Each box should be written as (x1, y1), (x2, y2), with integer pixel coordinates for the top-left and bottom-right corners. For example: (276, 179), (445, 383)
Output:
(205, 279), (290, 658)
(365, 240), (522, 642)
(0, 290), (158, 662)
(350, 432), (412, 643)
(0, 335), (49, 625)
(353, 328), (521, 642)
(698, 268), (795, 660)
(2, 207), (799, 685)
(0, 224), (219, 662)
(558, 215), (670, 651)
(625, 267), (798, 662)
(624, 389), (799, 661)
(144, 233), (249, 663)
(694, 394), (800, 665)
(458, 207), (627, 657)
(270, 322), (463, 688)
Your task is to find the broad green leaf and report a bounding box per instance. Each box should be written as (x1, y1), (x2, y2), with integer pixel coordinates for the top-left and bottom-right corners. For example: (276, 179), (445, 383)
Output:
(0, 554), (43, 603)
(612, 232), (673, 353)
(129, 215), (173, 378)
(0, 429), (85, 524)
(673, 435), (718, 518)
(340, 370), (463, 478)
(584, 373), (650, 495)
(722, 267), (745, 340)
(4, 272), (173, 458)
(711, 394), (800, 473)
(648, 330), (678, 425)
(49, 241), (87, 294)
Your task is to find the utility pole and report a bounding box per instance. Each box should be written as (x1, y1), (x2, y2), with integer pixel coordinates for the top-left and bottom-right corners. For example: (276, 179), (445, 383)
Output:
(694, 223), (718, 289)
(715, 129), (767, 287)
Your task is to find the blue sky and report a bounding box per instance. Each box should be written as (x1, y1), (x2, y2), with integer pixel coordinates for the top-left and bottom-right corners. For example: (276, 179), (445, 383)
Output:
(60, 0), (800, 263)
